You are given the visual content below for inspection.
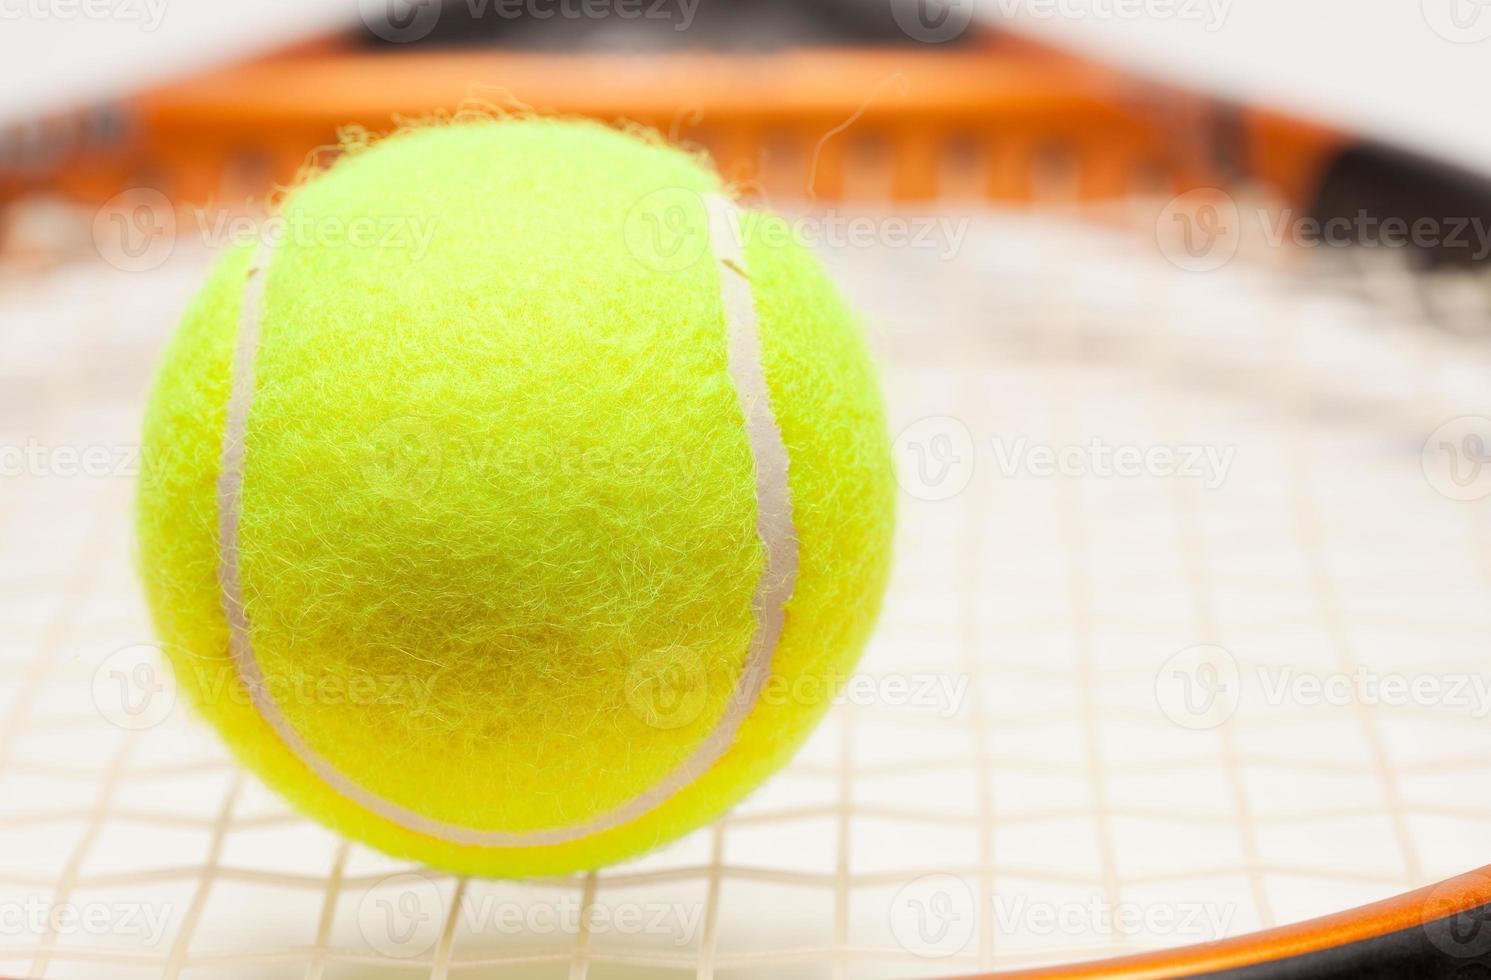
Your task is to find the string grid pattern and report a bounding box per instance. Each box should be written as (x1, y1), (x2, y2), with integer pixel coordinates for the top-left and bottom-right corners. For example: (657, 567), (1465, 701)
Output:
(1, 200), (1490, 978)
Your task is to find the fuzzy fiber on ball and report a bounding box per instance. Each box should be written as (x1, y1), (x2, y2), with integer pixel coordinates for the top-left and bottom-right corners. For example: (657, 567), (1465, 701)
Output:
(136, 118), (895, 877)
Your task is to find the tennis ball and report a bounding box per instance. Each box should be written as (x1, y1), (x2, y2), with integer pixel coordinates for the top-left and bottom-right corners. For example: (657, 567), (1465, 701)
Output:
(136, 118), (894, 877)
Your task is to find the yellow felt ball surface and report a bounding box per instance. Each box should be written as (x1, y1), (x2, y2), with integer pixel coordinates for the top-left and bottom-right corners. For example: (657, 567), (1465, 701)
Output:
(136, 118), (894, 876)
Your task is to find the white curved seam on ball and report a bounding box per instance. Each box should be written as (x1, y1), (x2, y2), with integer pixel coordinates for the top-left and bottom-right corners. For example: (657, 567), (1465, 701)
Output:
(217, 193), (799, 847)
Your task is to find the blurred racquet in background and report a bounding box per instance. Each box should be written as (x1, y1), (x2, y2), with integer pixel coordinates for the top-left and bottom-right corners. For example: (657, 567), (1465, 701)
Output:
(4, 1), (1491, 977)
